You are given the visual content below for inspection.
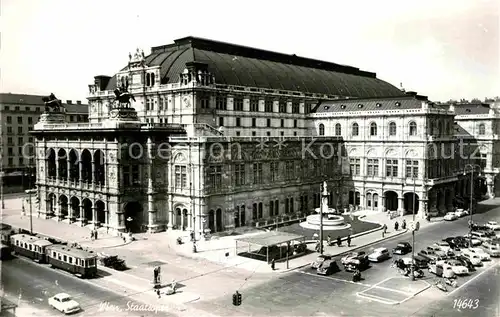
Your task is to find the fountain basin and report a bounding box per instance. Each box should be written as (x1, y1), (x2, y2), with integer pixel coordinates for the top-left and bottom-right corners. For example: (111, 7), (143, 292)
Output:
(299, 214), (351, 231)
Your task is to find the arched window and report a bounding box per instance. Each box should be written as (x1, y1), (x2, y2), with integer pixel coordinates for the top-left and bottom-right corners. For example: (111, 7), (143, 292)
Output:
(151, 73), (155, 86)
(429, 121), (434, 135)
(352, 122), (359, 136)
(409, 121), (417, 136)
(366, 193), (372, 207)
(319, 124), (325, 136)
(370, 122), (377, 136)
(335, 123), (341, 136)
(437, 121), (442, 136)
(146, 73), (151, 87)
(478, 123), (485, 135)
(389, 122), (397, 136)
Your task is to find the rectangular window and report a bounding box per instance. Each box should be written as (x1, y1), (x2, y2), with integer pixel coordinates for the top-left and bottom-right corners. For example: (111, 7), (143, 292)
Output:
(6, 116), (12, 124)
(234, 97), (243, 111)
(175, 165), (187, 189)
(17, 116), (22, 124)
(350, 158), (361, 176)
(236, 118), (241, 127)
(69, 257), (73, 264)
(145, 99), (150, 111)
(292, 102), (299, 114)
(265, 100), (274, 112)
(234, 164), (245, 186)
(216, 95), (227, 110)
(252, 118), (256, 127)
(250, 99), (259, 112)
(7, 137), (13, 145)
(305, 104), (312, 114)
(294, 120), (298, 128)
(252, 131), (256, 136)
(367, 159), (379, 177)
(218, 117), (224, 126)
(18, 137), (23, 144)
(63, 255), (67, 262)
(18, 127), (23, 134)
(279, 102), (287, 113)
(200, 96), (209, 109)
(236, 131), (240, 136)
(131, 165), (139, 184)
(405, 160), (419, 178)
(7, 126), (12, 133)
(28, 117), (33, 124)
(266, 119), (271, 127)
(210, 166), (222, 189)
(286, 161), (294, 180)
(386, 159), (399, 177)
(281, 119), (285, 128)
(253, 163), (263, 184)
(266, 131), (271, 136)
(270, 162), (278, 182)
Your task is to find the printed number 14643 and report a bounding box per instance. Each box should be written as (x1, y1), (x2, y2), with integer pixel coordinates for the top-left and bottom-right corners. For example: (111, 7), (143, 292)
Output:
(453, 298), (479, 310)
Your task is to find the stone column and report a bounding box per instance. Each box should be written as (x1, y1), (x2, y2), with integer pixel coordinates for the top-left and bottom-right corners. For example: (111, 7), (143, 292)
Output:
(146, 138), (160, 233)
(116, 212), (126, 233)
(381, 195), (386, 212)
(79, 161), (83, 186)
(55, 157), (60, 180)
(91, 158), (95, 185)
(181, 212), (185, 230)
(55, 199), (62, 221)
(68, 202), (73, 223)
(397, 196), (405, 213)
(359, 193), (365, 210)
(486, 175), (494, 198)
(78, 204), (85, 226)
(67, 160), (71, 183)
(429, 191), (438, 215)
(92, 207), (99, 227)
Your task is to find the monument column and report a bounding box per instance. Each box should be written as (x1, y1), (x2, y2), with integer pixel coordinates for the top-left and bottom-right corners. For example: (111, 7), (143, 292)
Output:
(146, 137), (160, 233)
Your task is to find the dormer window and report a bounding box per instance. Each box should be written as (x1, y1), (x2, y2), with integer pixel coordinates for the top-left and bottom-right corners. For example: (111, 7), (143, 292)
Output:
(324, 106), (330, 110)
(341, 105), (346, 109)
(395, 102), (401, 107)
(376, 103), (382, 107)
(145, 73), (155, 87)
(466, 109), (471, 112)
(358, 104), (363, 108)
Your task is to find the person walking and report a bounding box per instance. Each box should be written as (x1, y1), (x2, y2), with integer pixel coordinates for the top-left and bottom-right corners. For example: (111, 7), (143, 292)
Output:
(337, 236), (342, 247)
(94, 230), (98, 240)
(347, 235), (351, 247)
(402, 219), (406, 230)
(394, 221), (399, 231)
(270, 258), (276, 270)
(90, 230), (95, 241)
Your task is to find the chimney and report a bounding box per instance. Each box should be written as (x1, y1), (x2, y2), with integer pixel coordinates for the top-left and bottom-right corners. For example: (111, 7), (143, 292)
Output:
(66, 100), (72, 104)
(76, 100), (81, 105)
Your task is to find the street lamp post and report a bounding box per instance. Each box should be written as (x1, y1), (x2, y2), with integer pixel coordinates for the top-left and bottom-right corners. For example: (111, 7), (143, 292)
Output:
(464, 164), (481, 247)
(410, 176), (416, 281)
(1, 171), (5, 210)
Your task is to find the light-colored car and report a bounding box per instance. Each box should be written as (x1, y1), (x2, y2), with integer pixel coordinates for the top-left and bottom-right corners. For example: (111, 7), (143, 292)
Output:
(428, 262), (455, 278)
(466, 247), (491, 261)
(48, 293), (80, 314)
(368, 247), (391, 262)
(482, 242), (500, 257)
(437, 259), (469, 275)
(485, 221), (500, 231)
(460, 250), (484, 266)
(426, 245), (447, 257)
(454, 209), (469, 218)
(433, 242), (451, 253)
(444, 212), (458, 221)
(463, 234), (482, 246)
(470, 231), (493, 243)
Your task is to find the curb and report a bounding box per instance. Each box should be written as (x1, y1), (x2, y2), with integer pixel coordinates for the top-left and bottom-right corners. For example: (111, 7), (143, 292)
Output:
(279, 229), (409, 273)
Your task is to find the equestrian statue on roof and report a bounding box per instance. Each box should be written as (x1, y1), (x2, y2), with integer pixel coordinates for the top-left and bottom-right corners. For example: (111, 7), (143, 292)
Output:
(114, 79), (135, 108)
(42, 93), (64, 112)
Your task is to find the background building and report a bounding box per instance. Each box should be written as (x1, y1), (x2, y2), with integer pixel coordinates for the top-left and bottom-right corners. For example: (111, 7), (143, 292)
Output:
(0, 93), (89, 192)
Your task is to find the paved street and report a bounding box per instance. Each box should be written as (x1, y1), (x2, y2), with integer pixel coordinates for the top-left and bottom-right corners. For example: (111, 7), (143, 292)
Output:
(1, 257), (176, 316)
(190, 205), (500, 316)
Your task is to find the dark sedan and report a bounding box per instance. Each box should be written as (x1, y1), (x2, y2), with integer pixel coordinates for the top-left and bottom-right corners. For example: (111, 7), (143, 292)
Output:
(393, 242), (412, 255)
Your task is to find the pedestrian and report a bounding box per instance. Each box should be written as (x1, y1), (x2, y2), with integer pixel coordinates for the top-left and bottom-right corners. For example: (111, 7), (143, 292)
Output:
(382, 224), (387, 237)
(337, 236), (342, 247)
(270, 258), (275, 270)
(156, 289), (161, 298)
(90, 230), (94, 241)
(327, 235), (332, 246)
(402, 219), (406, 230)
(394, 221), (399, 231)
(312, 232), (319, 240)
(347, 235), (351, 247)
(95, 230), (98, 240)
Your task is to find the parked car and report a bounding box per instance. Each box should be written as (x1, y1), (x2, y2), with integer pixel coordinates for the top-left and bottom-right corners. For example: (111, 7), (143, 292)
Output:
(462, 234), (482, 246)
(428, 262), (455, 278)
(426, 245), (447, 257)
(436, 259), (469, 275)
(417, 249), (445, 262)
(466, 247), (491, 261)
(460, 250), (483, 266)
(48, 293), (81, 314)
(311, 254), (333, 269)
(444, 212), (459, 221)
(341, 251), (368, 265)
(478, 229), (498, 240)
(317, 259), (340, 276)
(401, 255), (429, 268)
(485, 221), (500, 231)
(432, 242), (452, 254)
(368, 248), (391, 262)
(393, 242), (412, 255)
(482, 242), (500, 257)
(454, 256), (476, 272)
(471, 224), (490, 231)
(455, 209), (469, 218)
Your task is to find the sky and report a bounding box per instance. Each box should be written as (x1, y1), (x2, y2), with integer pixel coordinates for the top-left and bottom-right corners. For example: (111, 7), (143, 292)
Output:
(1, 0), (499, 103)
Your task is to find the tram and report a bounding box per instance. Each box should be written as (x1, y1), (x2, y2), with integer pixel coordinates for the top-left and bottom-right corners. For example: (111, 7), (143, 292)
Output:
(0, 242), (12, 260)
(10, 234), (53, 263)
(45, 244), (98, 278)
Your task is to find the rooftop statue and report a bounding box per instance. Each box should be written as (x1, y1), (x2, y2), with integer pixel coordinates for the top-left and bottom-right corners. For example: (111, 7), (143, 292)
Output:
(113, 84), (136, 108)
(42, 93), (64, 112)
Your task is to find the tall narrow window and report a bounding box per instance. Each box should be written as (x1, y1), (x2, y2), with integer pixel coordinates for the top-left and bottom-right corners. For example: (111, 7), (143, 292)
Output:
(234, 97), (243, 111)
(253, 163), (262, 184)
(265, 100), (273, 112)
(409, 121), (417, 136)
(386, 160), (398, 177)
(210, 166), (222, 189)
(335, 123), (341, 136)
(270, 162), (278, 182)
(250, 99), (259, 112)
(370, 122), (378, 136)
(352, 122), (359, 136)
(350, 158), (360, 176)
(319, 124), (325, 136)
(292, 102), (299, 114)
(367, 159), (379, 177)
(234, 163), (245, 186)
(389, 122), (397, 136)
(279, 102), (287, 113)
(216, 95), (227, 110)
(406, 160), (418, 178)
(478, 123), (486, 135)
(175, 165), (187, 188)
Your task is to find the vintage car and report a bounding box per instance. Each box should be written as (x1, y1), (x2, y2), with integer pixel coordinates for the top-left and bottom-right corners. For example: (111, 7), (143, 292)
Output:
(459, 251), (483, 266)
(481, 242), (500, 257)
(452, 236), (471, 248)
(432, 242), (452, 254)
(317, 259), (340, 276)
(465, 247), (491, 261)
(428, 262), (455, 278)
(454, 209), (469, 218)
(462, 234), (482, 246)
(436, 259), (469, 275)
(311, 254), (333, 269)
(368, 248), (391, 262)
(393, 242), (412, 255)
(400, 255), (429, 269)
(417, 249), (446, 262)
(341, 251), (368, 265)
(444, 212), (459, 221)
(485, 221), (500, 231)
(426, 245), (447, 257)
(48, 293), (81, 314)
(454, 256), (476, 272)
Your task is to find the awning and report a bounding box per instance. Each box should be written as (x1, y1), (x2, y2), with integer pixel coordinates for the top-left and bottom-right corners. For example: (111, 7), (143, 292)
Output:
(235, 231), (305, 247)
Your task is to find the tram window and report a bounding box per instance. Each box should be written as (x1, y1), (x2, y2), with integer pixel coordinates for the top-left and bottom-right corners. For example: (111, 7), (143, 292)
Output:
(24, 243), (27, 248)
(88, 259), (95, 266)
(15, 241), (19, 246)
(58, 254), (61, 260)
(69, 257), (73, 264)
(63, 255), (67, 262)
(29, 244), (32, 251)
(53, 251), (56, 257)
